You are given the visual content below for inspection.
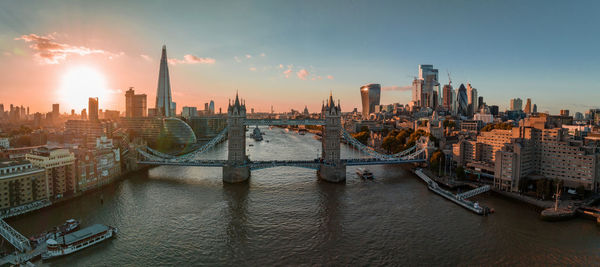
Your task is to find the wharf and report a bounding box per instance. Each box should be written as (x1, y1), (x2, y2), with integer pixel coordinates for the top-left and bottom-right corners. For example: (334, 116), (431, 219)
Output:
(414, 169), (491, 215)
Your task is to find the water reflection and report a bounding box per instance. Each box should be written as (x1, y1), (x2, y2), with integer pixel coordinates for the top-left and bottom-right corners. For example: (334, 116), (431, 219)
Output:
(222, 182), (250, 259)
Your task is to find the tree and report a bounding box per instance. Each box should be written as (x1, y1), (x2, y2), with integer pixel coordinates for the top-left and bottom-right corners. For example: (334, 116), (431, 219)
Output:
(382, 136), (398, 153)
(576, 185), (585, 199)
(351, 131), (369, 145)
(456, 166), (465, 179)
(429, 150), (445, 176)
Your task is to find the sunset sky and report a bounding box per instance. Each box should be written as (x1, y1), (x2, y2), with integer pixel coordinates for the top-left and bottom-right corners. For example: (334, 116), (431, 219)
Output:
(1, 0), (599, 114)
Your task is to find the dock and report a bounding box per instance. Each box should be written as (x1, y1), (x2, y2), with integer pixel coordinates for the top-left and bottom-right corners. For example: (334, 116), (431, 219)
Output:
(414, 169), (491, 215)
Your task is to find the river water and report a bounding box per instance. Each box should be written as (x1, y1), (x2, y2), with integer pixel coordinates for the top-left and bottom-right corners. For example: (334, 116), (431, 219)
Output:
(8, 127), (600, 266)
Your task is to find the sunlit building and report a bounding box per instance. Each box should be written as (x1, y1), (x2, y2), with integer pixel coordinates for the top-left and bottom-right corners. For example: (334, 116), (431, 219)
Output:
(125, 87), (147, 118)
(360, 83), (381, 118)
(0, 159), (47, 210)
(26, 148), (77, 199)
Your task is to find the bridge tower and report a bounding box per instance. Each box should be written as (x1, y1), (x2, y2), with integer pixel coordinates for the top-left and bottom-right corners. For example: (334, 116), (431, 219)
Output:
(223, 92), (250, 183)
(318, 93), (346, 182)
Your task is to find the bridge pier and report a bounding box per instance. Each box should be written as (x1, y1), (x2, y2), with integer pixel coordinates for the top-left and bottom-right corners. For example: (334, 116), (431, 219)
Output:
(317, 163), (346, 183)
(222, 165), (250, 183)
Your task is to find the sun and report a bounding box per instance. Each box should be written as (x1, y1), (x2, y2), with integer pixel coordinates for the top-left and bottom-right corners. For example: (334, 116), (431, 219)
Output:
(59, 66), (110, 111)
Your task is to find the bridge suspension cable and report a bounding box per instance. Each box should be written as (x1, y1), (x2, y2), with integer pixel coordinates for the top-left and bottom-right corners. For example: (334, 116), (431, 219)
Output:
(340, 128), (425, 161)
(143, 127), (229, 160)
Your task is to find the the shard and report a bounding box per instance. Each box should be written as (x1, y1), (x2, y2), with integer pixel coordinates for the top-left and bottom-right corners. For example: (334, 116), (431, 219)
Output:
(155, 45), (173, 117)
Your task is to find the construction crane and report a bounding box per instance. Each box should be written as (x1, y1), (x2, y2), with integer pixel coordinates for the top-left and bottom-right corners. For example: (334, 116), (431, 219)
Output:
(447, 70), (452, 86)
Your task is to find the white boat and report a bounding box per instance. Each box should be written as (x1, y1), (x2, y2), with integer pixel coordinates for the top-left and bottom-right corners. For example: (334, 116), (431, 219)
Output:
(356, 168), (374, 179)
(42, 224), (117, 260)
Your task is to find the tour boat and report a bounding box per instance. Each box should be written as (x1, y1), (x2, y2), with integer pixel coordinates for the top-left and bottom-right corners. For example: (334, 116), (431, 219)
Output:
(42, 224), (117, 260)
(356, 168), (374, 179)
(29, 219), (80, 245)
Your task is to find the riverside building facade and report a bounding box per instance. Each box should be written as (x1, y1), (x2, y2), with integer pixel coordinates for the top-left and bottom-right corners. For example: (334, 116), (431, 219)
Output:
(0, 159), (47, 210)
(26, 148), (77, 199)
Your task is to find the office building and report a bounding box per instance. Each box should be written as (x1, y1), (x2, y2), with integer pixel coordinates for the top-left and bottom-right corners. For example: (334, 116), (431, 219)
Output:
(52, 103), (59, 119)
(182, 106), (198, 119)
(524, 98), (532, 114)
(489, 105), (499, 116)
(88, 97), (99, 121)
(26, 148), (77, 199)
(0, 159), (48, 209)
(466, 83), (478, 116)
(209, 100), (215, 115)
(456, 84), (468, 117)
(125, 87), (147, 118)
(360, 83), (381, 118)
(510, 98), (523, 111)
(442, 84), (453, 111)
(155, 45), (174, 117)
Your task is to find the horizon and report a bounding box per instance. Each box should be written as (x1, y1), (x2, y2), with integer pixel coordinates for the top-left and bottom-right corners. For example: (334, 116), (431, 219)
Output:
(1, 0), (599, 114)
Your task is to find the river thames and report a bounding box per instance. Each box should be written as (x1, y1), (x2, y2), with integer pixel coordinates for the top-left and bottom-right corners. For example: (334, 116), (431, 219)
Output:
(8, 127), (600, 266)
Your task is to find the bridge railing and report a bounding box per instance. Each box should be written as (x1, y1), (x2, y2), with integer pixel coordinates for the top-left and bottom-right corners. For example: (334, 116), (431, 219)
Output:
(0, 219), (31, 252)
(143, 127), (228, 161)
(340, 128), (425, 161)
(243, 119), (325, 126)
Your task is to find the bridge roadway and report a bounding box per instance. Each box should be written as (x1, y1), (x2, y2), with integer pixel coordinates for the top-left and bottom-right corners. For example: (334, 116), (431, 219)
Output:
(138, 158), (426, 169)
(243, 119), (325, 126)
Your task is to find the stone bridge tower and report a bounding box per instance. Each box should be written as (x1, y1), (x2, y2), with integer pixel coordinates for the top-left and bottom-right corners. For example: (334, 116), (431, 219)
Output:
(318, 93), (346, 182)
(223, 92), (250, 183)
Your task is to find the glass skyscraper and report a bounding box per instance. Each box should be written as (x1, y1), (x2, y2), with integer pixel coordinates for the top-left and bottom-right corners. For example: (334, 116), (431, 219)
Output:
(360, 84), (381, 118)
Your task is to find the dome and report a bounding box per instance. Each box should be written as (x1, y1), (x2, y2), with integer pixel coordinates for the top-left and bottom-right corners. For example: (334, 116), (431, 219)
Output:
(161, 117), (197, 145)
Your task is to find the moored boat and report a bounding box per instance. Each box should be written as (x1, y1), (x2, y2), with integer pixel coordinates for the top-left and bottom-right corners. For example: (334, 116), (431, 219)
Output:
(29, 219), (80, 245)
(42, 224), (117, 260)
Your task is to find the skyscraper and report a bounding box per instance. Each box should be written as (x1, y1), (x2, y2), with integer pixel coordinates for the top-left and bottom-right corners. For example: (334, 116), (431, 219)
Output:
(209, 100), (215, 115)
(524, 98), (532, 114)
(456, 84), (468, 117)
(442, 84), (453, 111)
(412, 65), (439, 108)
(52, 103), (59, 118)
(125, 87), (147, 118)
(510, 98), (522, 111)
(466, 83), (478, 116)
(88, 97), (99, 121)
(360, 83), (381, 118)
(155, 45), (174, 117)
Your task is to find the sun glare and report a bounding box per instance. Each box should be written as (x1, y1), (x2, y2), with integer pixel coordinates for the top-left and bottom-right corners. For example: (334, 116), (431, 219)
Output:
(59, 66), (110, 111)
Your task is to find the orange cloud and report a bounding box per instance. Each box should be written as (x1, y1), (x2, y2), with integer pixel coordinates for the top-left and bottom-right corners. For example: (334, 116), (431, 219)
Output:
(168, 54), (216, 65)
(297, 69), (309, 80)
(15, 33), (119, 64)
(283, 68), (293, 78)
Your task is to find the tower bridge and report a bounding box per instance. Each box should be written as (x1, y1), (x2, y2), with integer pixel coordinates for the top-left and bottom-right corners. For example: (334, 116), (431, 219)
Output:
(137, 93), (429, 183)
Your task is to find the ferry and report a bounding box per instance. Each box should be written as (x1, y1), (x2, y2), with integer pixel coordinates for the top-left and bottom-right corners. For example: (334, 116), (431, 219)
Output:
(30, 219), (80, 245)
(356, 168), (374, 179)
(251, 126), (263, 141)
(298, 129), (307, 135)
(42, 224), (117, 260)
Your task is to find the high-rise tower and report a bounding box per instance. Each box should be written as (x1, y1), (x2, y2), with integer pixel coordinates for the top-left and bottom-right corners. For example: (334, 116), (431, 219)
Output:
(155, 45), (174, 117)
(360, 84), (381, 118)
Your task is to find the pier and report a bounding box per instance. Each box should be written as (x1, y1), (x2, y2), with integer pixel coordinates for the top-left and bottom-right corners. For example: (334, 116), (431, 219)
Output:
(414, 169), (491, 215)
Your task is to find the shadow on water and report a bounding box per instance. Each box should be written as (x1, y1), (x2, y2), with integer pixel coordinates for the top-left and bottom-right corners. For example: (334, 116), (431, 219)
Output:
(315, 180), (346, 259)
(221, 182), (250, 259)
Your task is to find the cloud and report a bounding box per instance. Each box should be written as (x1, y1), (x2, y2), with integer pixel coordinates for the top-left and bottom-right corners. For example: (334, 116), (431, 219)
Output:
(382, 85), (412, 91)
(14, 33), (120, 64)
(140, 54), (152, 61)
(278, 64), (284, 69)
(168, 54), (216, 65)
(283, 68), (293, 78)
(297, 69), (309, 80)
(260, 53), (266, 57)
(3, 52), (11, 56)
(245, 54), (252, 59)
(249, 67), (257, 71)
(327, 75), (334, 80)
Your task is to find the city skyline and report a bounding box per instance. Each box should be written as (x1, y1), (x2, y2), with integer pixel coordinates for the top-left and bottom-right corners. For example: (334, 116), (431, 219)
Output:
(1, 0), (599, 114)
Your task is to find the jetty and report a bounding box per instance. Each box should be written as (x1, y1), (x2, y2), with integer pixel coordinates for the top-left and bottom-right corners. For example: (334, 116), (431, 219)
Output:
(414, 169), (491, 215)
